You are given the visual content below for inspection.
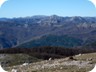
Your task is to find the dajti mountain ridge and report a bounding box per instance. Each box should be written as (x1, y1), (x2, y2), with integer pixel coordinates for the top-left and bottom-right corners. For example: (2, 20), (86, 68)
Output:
(0, 15), (96, 48)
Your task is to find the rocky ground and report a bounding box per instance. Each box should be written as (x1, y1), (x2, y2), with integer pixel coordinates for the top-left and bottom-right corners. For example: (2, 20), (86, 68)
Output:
(2, 52), (96, 72)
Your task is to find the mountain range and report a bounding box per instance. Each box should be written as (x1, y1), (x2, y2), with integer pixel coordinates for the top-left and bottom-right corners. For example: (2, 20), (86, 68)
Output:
(0, 15), (96, 49)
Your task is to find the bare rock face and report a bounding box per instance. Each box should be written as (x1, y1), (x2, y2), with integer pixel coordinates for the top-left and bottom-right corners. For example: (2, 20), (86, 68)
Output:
(48, 58), (52, 61)
(86, 58), (93, 61)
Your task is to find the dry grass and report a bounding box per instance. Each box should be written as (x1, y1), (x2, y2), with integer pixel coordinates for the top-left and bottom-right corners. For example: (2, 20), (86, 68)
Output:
(4, 52), (96, 72)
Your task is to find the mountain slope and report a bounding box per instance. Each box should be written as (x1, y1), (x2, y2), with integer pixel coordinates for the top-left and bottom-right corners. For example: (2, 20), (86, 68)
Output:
(0, 15), (96, 48)
(16, 35), (83, 48)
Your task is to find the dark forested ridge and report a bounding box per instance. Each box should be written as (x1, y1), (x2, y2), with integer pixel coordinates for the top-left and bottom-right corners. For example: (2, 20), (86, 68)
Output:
(0, 47), (96, 60)
(16, 35), (83, 48)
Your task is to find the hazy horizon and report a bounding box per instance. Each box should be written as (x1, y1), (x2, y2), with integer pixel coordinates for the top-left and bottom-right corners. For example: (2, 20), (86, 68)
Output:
(0, 0), (96, 18)
(1, 14), (96, 19)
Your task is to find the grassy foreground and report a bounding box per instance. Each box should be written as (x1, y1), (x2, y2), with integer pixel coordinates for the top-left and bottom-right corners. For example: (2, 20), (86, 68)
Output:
(2, 52), (96, 72)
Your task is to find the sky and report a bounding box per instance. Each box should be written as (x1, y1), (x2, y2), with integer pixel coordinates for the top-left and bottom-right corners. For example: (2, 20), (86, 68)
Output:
(0, 0), (96, 18)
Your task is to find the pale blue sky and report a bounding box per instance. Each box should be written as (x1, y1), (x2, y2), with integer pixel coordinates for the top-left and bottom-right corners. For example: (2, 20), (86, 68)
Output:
(0, 0), (96, 18)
